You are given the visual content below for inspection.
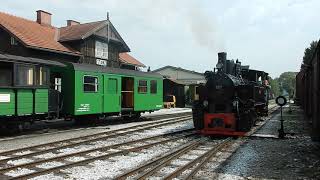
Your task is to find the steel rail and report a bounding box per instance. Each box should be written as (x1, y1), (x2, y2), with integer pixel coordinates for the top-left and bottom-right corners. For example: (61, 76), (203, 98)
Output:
(183, 140), (232, 180)
(0, 129), (194, 173)
(0, 115), (191, 157)
(245, 105), (280, 137)
(115, 140), (201, 180)
(7, 134), (192, 180)
(0, 129), (194, 174)
(0, 116), (192, 164)
(164, 138), (232, 180)
(0, 111), (192, 144)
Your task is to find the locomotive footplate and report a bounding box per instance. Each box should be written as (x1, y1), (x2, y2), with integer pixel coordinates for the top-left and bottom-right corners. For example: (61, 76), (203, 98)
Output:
(200, 113), (246, 136)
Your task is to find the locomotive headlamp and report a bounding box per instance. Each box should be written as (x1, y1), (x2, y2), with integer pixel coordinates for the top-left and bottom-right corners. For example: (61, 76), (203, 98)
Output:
(276, 96), (287, 107)
(203, 100), (209, 107)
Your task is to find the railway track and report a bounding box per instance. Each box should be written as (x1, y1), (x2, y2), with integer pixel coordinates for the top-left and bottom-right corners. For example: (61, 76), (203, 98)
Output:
(113, 105), (280, 180)
(0, 130), (195, 180)
(0, 115), (192, 156)
(0, 106), (279, 179)
(0, 115), (193, 179)
(116, 138), (232, 180)
(0, 112), (192, 142)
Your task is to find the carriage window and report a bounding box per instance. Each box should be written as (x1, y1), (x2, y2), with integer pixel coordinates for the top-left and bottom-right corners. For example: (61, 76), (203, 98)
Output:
(83, 76), (98, 92)
(15, 64), (34, 86)
(107, 78), (118, 94)
(138, 80), (147, 93)
(35, 67), (49, 86)
(0, 62), (12, 86)
(150, 80), (157, 94)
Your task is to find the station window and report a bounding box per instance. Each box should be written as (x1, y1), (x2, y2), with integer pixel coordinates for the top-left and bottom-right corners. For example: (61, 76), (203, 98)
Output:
(83, 75), (98, 92)
(107, 78), (118, 94)
(11, 37), (18, 46)
(35, 67), (49, 86)
(15, 64), (34, 86)
(0, 62), (13, 86)
(95, 40), (108, 59)
(138, 80), (147, 93)
(150, 80), (157, 94)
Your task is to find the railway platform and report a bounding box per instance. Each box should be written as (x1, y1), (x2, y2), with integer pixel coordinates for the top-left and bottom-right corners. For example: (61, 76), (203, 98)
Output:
(212, 104), (320, 179)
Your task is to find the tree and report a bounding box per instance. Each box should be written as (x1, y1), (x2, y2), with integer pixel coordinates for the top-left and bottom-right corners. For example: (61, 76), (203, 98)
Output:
(278, 72), (297, 98)
(268, 77), (280, 98)
(303, 40), (318, 64)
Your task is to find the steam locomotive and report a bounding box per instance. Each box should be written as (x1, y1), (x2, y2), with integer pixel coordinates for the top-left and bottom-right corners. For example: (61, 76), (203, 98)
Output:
(192, 52), (269, 136)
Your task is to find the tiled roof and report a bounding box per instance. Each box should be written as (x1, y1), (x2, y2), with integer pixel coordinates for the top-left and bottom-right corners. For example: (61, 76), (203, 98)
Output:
(0, 12), (80, 55)
(119, 53), (145, 67)
(59, 20), (106, 41)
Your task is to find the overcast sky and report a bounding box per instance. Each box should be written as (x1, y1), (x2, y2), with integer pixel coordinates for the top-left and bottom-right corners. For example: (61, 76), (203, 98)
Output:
(1, 0), (320, 77)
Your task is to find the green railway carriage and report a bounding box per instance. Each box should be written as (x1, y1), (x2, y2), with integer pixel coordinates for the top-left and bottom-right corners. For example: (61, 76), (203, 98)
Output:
(0, 54), (65, 121)
(0, 54), (163, 126)
(52, 63), (163, 118)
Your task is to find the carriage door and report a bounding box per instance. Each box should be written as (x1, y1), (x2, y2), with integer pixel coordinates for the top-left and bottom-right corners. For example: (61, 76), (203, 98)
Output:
(103, 75), (121, 113)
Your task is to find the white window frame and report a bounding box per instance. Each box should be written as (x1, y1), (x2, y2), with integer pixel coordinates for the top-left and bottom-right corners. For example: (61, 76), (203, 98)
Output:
(95, 40), (108, 59)
(83, 75), (99, 93)
(11, 37), (18, 46)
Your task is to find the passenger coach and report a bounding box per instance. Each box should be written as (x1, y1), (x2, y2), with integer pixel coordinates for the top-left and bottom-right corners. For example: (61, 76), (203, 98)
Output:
(50, 63), (163, 120)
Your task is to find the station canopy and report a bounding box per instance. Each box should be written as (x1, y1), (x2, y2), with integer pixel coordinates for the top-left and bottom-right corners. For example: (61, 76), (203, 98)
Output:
(0, 53), (66, 67)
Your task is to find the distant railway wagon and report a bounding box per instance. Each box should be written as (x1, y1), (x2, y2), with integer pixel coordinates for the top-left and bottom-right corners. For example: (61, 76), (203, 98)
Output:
(0, 54), (163, 128)
(296, 40), (320, 141)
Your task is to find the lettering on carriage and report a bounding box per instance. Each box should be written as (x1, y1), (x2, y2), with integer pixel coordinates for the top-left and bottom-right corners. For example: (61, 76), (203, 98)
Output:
(156, 105), (162, 108)
(0, 94), (10, 103)
(76, 104), (90, 112)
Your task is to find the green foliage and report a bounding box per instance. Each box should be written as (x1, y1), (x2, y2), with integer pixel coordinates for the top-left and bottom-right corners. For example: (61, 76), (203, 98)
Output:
(278, 72), (297, 98)
(268, 77), (280, 97)
(303, 40), (318, 64)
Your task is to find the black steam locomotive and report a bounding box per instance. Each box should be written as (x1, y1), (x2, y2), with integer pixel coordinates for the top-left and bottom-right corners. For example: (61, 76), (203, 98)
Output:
(193, 52), (269, 136)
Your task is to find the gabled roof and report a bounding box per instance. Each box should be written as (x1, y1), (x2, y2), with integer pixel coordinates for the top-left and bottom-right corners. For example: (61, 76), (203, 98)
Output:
(0, 11), (130, 56)
(59, 20), (130, 52)
(0, 11), (80, 56)
(153, 65), (204, 76)
(59, 20), (105, 41)
(119, 53), (145, 67)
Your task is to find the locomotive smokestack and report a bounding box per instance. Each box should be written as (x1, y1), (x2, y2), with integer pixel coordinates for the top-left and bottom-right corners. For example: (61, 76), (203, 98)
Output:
(217, 52), (227, 72)
(218, 52), (227, 62)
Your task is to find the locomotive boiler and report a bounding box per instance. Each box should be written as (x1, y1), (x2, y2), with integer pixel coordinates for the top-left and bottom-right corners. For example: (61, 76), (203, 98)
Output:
(192, 52), (269, 136)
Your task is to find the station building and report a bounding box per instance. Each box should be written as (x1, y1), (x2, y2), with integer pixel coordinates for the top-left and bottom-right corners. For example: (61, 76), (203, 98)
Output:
(0, 10), (145, 70)
(0, 10), (148, 97)
(153, 66), (205, 106)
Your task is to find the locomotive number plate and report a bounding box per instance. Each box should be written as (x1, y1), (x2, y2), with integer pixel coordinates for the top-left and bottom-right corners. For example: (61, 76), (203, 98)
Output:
(0, 94), (10, 103)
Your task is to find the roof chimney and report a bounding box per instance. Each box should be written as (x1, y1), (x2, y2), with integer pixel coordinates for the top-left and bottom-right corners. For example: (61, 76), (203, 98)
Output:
(36, 10), (52, 26)
(67, 20), (80, 26)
